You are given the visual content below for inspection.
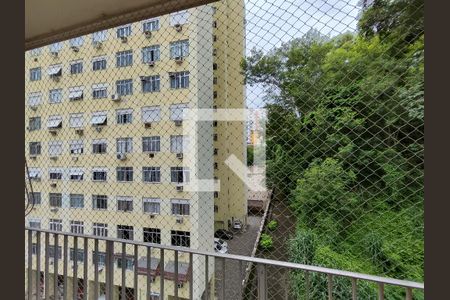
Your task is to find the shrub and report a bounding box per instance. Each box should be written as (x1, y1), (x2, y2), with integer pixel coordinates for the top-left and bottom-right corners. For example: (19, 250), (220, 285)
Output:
(259, 233), (274, 250)
(267, 220), (278, 231)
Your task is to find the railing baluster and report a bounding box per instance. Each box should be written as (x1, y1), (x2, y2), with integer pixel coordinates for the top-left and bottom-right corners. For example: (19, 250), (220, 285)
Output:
(106, 240), (114, 300)
(205, 255), (209, 300)
(405, 287), (413, 300)
(305, 270), (310, 300)
(147, 246), (152, 300)
(189, 252), (193, 300)
(174, 250), (179, 299)
(63, 235), (68, 300)
(83, 237), (88, 300)
(121, 243), (126, 300)
(134, 244), (138, 300)
(328, 274), (333, 300)
(27, 230), (33, 300)
(36, 231), (41, 300)
(54, 234), (58, 300)
(94, 239), (99, 300)
(239, 259), (243, 299)
(44, 232), (49, 300)
(351, 278), (357, 300)
(221, 257), (225, 300)
(160, 249), (165, 300)
(378, 283), (384, 300)
(73, 236), (78, 300)
(257, 264), (267, 300)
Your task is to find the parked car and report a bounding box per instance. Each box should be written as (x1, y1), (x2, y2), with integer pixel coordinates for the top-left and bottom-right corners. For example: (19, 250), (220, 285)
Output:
(214, 240), (228, 254)
(214, 238), (228, 249)
(214, 229), (234, 240)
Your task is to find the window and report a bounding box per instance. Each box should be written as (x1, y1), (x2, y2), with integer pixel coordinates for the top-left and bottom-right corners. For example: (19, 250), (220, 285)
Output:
(30, 48), (42, 56)
(170, 103), (189, 120)
(30, 68), (41, 81)
(47, 116), (63, 129)
(27, 168), (41, 181)
(49, 89), (63, 104)
(92, 56), (107, 71)
(169, 72), (189, 89)
(68, 86), (84, 101)
(142, 45), (160, 63)
(170, 167), (190, 183)
(49, 219), (63, 231)
(116, 138), (132, 153)
(142, 18), (160, 32)
(143, 228), (161, 244)
(70, 60), (83, 74)
(29, 142), (41, 155)
(69, 37), (84, 48)
(170, 40), (189, 59)
(141, 106), (161, 124)
(70, 194), (84, 208)
(116, 109), (133, 124)
(170, 135), (189, 153)
(92, 168), (107, 181)
(116, 256), (134, 270)
(28, 117), (41, 131)
(48, 245), (62, 259)
(117, 167), (133, 182)
(170, 10), (189, 26)
(49, 193), (62, 207)
(28, 192), (41, 205)
(116, 79), (133, 96)
(141, 75), (160, 93)
(171, 230), (190, 247)
(91, 111), (107, 126)
(70, 221), (84, 234)
(92, 251), (106, 266)
(48, 64), (62, 78)
(70, 248), (84, 262)
(92, 195), (108, 210)
(48, 168), (63, 180)
(49, 42), (62, 53)
(117, 225), (134, 240)
(28, 218), (41, 229)
(92, 83), (108, 99)
(69, 113), (84, 128)
(48, 141), (63, 156)
(142, 136), (160, 153)
(92, 30), (108, 43)
(92, 140), (107, 154)
(28, 92), (42, 107)
(69, 140), (83, 154)
(117, 25), (132, 38)
(143, 198), (161, 215)
(69, 168), (84, 181)
(117, 196), (133, 212)
(116, 50), (133, 67)
(171, 199), (190, 216)
(93, 223), (108, 237)
(143, 167), (161, 183)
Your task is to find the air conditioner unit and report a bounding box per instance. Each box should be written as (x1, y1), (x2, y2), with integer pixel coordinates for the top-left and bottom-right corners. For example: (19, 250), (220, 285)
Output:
(176, 153), (183, 160)
(95, 126), (103, 132)
(176, 185), (184, 192)
(50, 155), (58, 161)
(120, 36), (128, 43)
(111, 94), (121, 102)
(175, 56), (184, 64)
(50, 182), (57, 188)
(176, 216), (184, 224)
(117, 153), (127, 160)
(148, 152), (155, 158)
(174, 24), (182, 32)
(50, 51), (59, 57)
(174, 120), (183, 127)
(177, 282), (184, 288)
(93, 41), (103, 49)
(30, 155), (37, 159)
(49, 129), (58, 135)
(144, 122), (152, 129)
(144, 31), (152, 38)
(70, 46), (79, 52)
(98, 265), (104, 272)
(72, 156), (78, 162)
(148, 61), (155, 67)
(151, 277), (156, 283)
(150, 214), (156, 219)
(30, 106), (38, 111)
(33, 58), (38, 62)
(75, 128), (84, 135)
(51, 76), (60, 82)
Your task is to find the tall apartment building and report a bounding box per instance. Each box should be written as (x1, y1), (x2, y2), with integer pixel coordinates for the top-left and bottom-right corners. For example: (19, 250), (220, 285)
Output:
(25, 1), (246, 299)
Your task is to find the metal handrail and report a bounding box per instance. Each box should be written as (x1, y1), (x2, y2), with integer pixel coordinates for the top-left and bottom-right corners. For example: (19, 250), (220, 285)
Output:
(25, 227), (424, 290)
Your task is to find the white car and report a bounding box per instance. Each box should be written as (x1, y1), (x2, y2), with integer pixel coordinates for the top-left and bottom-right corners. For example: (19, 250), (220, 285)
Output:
(214, 238), (228, 254)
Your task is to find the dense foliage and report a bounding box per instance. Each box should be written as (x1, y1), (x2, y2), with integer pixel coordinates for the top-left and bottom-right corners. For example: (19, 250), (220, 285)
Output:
(242, 0), (424, 298)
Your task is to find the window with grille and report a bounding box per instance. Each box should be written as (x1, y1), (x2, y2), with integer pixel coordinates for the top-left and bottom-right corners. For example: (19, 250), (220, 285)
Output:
(116, 79), (133, 95)
(70, 221), (84, 234)
(92, 83), (108, 99)
(48, 245), (62, 259)
(69, 114), (84, 128)
(141, 106), (161, 124)
(92, 195), (108, 210)
(169, 72), (189, 89)
(27, 168), (41, 180)
(170, 40), (189, 59)
(68, 86), (84, 101)
(170, 103), (189, 120)
(141, 75), (160, 93)
(142, 18), (160, 32)
(49, 219), (63, 231)
(69, 37), (84, 48)
(70, 140), (84, 154)
(70, 248), (84, 262)
(70, 194), (84, 208)
(116, 50), (133, 67)
(170, 135), (189, 153)
(93, 223), (108, 237)
(117, 197), (133, 212)
(171, 199), (190, 216)
(28, 192), (41, 205)
(143, 228), (161, 244)
(170, 167), (190, 183)
(28, 92), (42, 107)
(116, 138), (133, 153)
(28, 117), (41, 131)
(117, 225), (134, 240)
(116, 109), (133, 124)
(171, 230), (190, 247)
(92, 251), (106, 266)
(170, 10), (189, 26)
(69, 168), (84, 181)
(117, 167), (133, 182)
(92, 30), (107, 43)
(49, 168), (63, 180)
(143, 167), (161, 183)
(92, 56), (107, 71)
(117, 24), (132, 38)
(142, 136), (160, 152)
(29, 142), (41, 155)
(49, 42), (63, 53)
(142, 45), (160, 63)
(92, 140), (107, 154)
(28, 219), (41, 229)
(30, 67), (41, 81)
(143, 198), (161, 215)
(49, 193), (62, 207)
(70, 60), (83, 74)
(49, 89), (62, 104)
(48, 141), (63, 156)
(92, 168), (107, 181)
(116, 256), (134, 270)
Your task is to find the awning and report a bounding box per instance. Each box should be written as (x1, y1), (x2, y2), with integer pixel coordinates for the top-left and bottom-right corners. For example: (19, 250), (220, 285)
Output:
(137, 257), (160, 276)
(69, 90), (83, 100)
(28, 169), (40, 178)
(48, 66), (62, 76)
(91, 115), (107, 125)
(163, 261), (190, 282)
(69, 171), (84, 176)
(47, 119), (62, 128)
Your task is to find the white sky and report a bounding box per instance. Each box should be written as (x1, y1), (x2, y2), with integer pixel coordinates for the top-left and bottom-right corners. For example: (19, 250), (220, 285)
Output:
(244, 0), (361, 108)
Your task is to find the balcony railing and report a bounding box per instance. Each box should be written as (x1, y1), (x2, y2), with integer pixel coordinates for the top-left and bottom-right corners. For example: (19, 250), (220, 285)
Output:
(25, 227), (424, 300)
